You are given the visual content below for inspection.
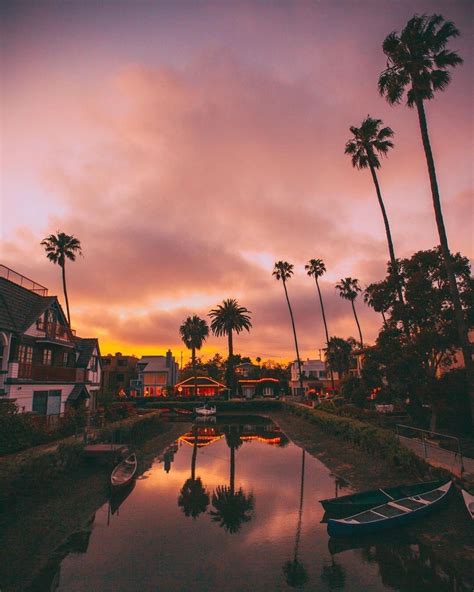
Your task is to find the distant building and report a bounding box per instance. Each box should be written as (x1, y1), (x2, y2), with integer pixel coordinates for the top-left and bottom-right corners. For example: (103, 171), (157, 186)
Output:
(238, 377), (280, 399)
(290, 358), (339, 395)
(131, 350), (179, 397)
(235, 362), (259, 378)
(101, 352), (138, 396)
(174, 375), (227, 397)
(0, 265), (101, 414)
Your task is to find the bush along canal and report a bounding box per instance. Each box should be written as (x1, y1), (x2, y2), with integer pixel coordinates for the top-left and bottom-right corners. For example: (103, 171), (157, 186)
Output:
(1, 412), (472, 592)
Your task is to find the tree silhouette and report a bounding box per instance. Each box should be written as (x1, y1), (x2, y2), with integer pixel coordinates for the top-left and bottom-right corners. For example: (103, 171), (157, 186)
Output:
(336, 278), (364, 348)
(179, 315), (209, 396)
(210, 426), (254, 533)
(282, 449), (308, 588)
(41, 232), (82, 326)
(379, 13), (473, 425)
(178, 426), (209, 519)
(305, 258), (335, 391)
(209, 299), (252, 396)
(273, 261), (304, 394)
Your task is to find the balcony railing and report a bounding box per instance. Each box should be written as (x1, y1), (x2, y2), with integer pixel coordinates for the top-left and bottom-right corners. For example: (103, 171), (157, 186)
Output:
(18, 363), (85, 382)
(36, 320), (76, 341)
(0, 264), (48, 296)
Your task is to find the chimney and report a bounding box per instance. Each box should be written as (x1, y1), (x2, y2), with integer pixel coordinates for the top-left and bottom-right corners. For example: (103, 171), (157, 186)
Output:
(166, 349), (172, 368)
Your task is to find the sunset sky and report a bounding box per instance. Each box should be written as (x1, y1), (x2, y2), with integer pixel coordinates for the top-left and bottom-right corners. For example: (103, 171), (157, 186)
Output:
(1, 0), (472, 363)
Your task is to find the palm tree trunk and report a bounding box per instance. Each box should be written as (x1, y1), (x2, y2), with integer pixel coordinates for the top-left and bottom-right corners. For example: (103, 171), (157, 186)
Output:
(192, 347), (197, 397)
(315, 278), (335, 391)
(230, 444), (235, 494)
(368, 159), (405, 308)
(191, 428), (198, 481)
(351, 300), (364, 349)
(415, 94), (474, 426)
(61, 263), (71, 326)
(227, 331), (234, 397)
(283, 280), (304, 395)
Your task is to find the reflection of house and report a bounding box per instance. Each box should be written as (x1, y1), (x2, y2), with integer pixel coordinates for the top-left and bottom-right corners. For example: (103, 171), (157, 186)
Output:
(101, 352), (138, 395)
(0, 266), (102, 414)
(178, 427), (224, 447)
(174, 376), (227, 397)
(238, 378), (279, 399)
(290, 358), (339, 395)
(131, 351), (178, 397)
(177, 423), (287, 447)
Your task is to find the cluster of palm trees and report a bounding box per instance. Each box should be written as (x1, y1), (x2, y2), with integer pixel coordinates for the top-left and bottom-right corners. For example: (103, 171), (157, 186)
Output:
(273, 259), (364, 390)
(179, 298), (252, 396)
(275, 14), (472, 405)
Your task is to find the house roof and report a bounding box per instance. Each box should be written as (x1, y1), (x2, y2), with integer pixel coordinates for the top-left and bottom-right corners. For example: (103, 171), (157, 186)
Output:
(238, 378), (279, 384)
(175, 375), (227, 388)
(67, 384), (90, 402)
(0, 277), (60, 333)
(74, 337), (100, 367)
(137, 356), (172, 372)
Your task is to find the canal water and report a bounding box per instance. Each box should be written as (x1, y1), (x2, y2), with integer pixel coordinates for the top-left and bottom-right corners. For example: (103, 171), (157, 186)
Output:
(29, 416), (470, 591)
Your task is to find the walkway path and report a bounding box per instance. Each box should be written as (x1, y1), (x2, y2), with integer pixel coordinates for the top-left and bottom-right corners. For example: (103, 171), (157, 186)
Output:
(398, 434), (474, 480)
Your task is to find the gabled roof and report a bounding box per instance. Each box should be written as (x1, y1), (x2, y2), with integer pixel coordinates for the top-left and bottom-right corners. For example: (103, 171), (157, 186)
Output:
(74, 337), (101, 367)
(0, 277), (60, 333)
(175, 375), (227, 388)
(137, 356), (168, 372)
(67, 384), (90, 401)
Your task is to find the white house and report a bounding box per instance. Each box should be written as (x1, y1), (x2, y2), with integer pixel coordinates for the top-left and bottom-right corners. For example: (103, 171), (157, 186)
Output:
(289, 358), (339, 395)
(0, 266), (102, 415)
(131, 351), (179, 397)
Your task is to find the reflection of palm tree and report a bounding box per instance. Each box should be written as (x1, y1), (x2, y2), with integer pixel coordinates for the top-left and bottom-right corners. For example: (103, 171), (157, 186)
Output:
(178, 427), (209, 519)
(320, 557), (346, 591)
(283, 449), (308, 588)
(210, 426), (254, 533)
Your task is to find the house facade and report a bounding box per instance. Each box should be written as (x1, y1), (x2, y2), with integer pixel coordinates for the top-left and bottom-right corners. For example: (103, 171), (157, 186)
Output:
(174, 375), (227, 397)
(101, 352), (138, 396)
(0, 266), (102, 414)
(238, 377), (280, 399)
(290, 358), (340, 395)
(130, 351), (179, 397)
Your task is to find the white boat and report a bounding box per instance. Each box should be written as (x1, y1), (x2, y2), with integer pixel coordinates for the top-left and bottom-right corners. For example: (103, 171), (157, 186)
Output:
(461, 489), (474, 519)
(195, 404), (216, 416)
(110, 453), (137, 490)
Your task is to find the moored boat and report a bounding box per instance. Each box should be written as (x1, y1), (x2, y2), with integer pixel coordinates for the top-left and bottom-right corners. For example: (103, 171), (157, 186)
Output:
(110, 453), (138, 490)
(195, 405), (216, 416)
(327, 480), (453, 537)
(320, 479), (446, 517)
(461, 489), (474, 519)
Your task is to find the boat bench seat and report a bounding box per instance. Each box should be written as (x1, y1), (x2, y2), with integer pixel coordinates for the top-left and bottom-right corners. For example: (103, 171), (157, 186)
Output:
(392, 498), (426, 510)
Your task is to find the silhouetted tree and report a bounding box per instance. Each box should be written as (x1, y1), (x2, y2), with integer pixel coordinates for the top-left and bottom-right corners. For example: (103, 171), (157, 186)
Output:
(336, 278), (364, 348)
(179, 316), (209, 396)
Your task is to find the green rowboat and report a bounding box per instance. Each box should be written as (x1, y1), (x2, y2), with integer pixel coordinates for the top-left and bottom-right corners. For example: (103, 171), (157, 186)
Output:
(320, 479), (446, 517)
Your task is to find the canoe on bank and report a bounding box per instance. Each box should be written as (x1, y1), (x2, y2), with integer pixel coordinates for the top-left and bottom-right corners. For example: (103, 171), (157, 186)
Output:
(327, 480), (453, 537)
(110, 454), (138, 490)
(320, 479), (446, 517)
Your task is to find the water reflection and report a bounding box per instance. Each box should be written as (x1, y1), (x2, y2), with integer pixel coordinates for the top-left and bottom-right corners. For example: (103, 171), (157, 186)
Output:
(283, 449), (308, 588)
(13, 416), (472, 592)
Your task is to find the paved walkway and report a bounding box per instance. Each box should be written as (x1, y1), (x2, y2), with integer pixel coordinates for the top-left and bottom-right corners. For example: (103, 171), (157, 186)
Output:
(398, 434), (474, 479)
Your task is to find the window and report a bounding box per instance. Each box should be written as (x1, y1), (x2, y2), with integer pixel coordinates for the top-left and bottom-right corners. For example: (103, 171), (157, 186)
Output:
(103, 358), (111, 366)
(116, 373), (125, 382)
(319, 371), (327, 378)
(117, 359), (127, 367)
(90, 356), (98, 372)
(33, 390), (62, 415)
(42, 349), (53, 366)
(62, 352), (69, 367)
(18, 345), (33, 364)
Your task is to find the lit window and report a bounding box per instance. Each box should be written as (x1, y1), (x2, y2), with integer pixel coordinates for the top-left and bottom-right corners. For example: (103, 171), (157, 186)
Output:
(43, 349), (53, 366)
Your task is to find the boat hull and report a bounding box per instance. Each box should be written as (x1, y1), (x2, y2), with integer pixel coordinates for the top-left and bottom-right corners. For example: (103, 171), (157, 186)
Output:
(321, 479), (446, 517)
(327, 481), (453, 537)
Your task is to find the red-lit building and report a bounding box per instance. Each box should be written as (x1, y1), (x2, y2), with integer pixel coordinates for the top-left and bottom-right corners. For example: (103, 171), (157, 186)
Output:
(238, 377), (280, 399)
(174, 376), (227, 397)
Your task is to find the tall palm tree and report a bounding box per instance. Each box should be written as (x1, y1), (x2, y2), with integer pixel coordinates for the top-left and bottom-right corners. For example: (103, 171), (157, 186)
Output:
(325, 337), (355, 380)
(209, 299), (252, 396)
(305, 259), (335, 391)
(210, 427), (254, 533)
(179, 315), (209, 397)
(178, 426), (210, 519)
(344, 117), (404, 307)
(282, 449), (308, 588)
(336, 278), (364, 348)
(273, 261), (304, 395)
(41, 232), (82, 326)
(379, 14), (473, 422)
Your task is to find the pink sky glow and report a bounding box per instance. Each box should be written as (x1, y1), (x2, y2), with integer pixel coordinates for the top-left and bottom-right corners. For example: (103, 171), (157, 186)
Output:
(1, 0), (472, 362)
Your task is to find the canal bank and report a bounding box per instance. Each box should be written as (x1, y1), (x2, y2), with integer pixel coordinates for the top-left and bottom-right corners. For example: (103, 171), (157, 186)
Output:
(269, 409), (474, 583)
(0, 420), (190, 592)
